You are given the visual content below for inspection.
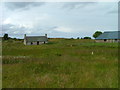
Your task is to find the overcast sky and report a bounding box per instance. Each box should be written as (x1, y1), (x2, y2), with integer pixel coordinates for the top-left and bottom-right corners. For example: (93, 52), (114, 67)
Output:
(1, 2), (118, 38)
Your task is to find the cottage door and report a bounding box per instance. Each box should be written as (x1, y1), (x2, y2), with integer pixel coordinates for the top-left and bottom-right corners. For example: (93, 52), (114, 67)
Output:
(37, 41), (39, 45)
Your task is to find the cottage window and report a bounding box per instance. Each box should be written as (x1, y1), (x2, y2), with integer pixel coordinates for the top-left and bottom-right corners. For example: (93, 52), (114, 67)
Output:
(104, 39), (107, 42)
(115, 39), (117, 41)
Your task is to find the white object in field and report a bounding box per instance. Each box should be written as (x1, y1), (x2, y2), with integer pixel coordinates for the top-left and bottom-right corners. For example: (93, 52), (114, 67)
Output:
(91, 51), (94, 55)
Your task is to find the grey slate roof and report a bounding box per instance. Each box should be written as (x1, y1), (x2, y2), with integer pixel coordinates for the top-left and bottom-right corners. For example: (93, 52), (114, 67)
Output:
(26, 36), (48, 42)
(96, 31), (120, 40)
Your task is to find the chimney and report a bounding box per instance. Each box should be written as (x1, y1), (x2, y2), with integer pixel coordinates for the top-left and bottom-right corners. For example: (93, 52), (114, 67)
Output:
(45, 34), (47, 37)
(24, 34), (26, 38)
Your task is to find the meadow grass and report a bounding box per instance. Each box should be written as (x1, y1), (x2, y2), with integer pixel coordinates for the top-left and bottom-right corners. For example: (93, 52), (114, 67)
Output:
(2, 39), (118, 88)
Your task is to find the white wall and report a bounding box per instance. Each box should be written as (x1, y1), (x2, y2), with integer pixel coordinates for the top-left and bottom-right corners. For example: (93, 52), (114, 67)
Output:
(26, 41), (48, 45)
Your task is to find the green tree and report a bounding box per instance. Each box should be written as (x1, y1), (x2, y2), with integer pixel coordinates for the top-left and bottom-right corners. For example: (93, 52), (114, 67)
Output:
(93, 31), (102, 38)
(3, 33), (9, 40)
(77, 37), (79, 39)
(83, 37), (91, 39)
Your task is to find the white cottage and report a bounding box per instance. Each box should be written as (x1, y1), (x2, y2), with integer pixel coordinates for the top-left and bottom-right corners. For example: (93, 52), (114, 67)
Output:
(24, 34), (48, 45)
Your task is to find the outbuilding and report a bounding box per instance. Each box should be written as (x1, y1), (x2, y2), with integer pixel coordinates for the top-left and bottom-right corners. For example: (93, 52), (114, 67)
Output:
(24, 34), (48, 45)
(95, 31), (120, 42)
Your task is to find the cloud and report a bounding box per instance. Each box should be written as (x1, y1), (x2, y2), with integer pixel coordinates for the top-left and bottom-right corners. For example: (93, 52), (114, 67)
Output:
(3, 18), (12, 24)
(2, 24), (30, 35)
(107, 10), (118, 14)
(1, 2), (117, 38)
(106, 3), (118, 14)
(1, 23), (54, 36)
(54, 26), (73, 33)
(2, 24), (14, 33)
(1, 23), (74, 38)
(62, 2), (97, 9)
(4, 2), (45, 11)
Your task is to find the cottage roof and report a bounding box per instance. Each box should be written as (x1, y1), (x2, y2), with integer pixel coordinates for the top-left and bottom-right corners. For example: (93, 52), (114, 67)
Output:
(96, 31), (120, 40)
(25, 36), (48, 42)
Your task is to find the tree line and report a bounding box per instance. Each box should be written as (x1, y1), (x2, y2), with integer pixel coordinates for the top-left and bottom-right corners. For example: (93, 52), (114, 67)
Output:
(2, 34), (22, 41)
(2, 31), (102, 40)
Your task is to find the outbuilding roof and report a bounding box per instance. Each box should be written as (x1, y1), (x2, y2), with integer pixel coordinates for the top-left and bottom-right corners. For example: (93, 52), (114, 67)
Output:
(96, 31), (120, 40)
(25, 36), (48, 42)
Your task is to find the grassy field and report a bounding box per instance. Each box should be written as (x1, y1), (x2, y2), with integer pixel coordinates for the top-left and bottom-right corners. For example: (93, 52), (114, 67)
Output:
(2, 39), (118, 88)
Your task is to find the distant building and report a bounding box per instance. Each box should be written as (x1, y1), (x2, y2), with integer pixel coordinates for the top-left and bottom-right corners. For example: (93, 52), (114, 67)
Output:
(24, 34), (48, 45)
(95, 31), (120, 42)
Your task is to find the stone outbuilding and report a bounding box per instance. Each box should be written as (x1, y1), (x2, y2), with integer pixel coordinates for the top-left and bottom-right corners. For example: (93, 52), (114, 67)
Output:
(24, 34), (48, 45)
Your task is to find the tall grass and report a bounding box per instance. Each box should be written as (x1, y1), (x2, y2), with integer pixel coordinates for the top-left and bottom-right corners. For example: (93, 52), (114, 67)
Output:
(2, 39), (118, 88)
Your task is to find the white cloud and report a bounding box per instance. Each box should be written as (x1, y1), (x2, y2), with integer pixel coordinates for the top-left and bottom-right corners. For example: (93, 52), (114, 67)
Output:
(54, 27), (73, 33)
(3, 18), (12, 24)
(19, 24), (33, 29)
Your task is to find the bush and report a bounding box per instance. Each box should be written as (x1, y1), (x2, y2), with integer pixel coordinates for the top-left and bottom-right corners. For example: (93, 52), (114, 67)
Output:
(83, 37), (91, 39)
